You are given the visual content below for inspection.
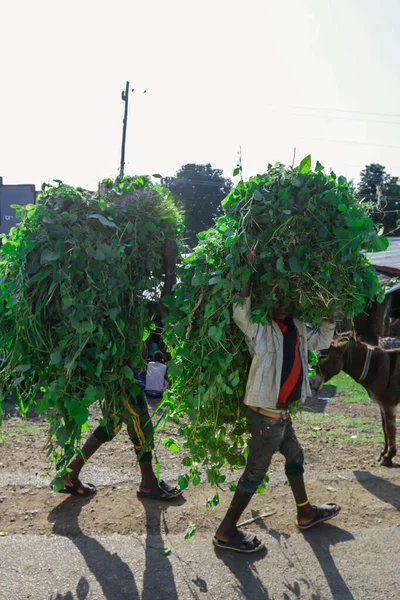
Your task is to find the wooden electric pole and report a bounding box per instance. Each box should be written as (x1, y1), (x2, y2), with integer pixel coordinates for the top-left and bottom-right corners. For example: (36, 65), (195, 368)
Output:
(119, 81), (130, 177)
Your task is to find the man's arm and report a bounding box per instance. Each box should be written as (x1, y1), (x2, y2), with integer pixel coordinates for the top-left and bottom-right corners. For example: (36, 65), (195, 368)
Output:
(232, 247), (256, 338)
(307, 317), (336, 351)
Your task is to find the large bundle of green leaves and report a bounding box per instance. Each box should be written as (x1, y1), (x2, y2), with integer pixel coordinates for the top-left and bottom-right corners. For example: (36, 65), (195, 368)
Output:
(0, 176), (182, 486)
(164, 157), (386, 491)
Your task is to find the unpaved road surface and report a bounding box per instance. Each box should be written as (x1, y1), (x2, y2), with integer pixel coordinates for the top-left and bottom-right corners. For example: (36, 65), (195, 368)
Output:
(1, 390), (399, 599)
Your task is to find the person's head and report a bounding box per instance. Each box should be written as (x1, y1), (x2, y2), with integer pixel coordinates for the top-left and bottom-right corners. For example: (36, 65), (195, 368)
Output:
(153, 351), (164, 363)
(272, 299), (294, 321)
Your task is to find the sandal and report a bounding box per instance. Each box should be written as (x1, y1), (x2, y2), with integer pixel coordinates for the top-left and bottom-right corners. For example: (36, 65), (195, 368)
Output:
(137, 480), (182, 501)
(297, 503), (341, 530)
(213, 529), (265, 553)
(59, 481), (97, 498)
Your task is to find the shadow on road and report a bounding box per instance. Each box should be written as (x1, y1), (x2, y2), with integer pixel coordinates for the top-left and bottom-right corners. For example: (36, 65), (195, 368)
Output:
(49, 576), (90, 600)
(303, 523), (355, 600)
(353, 470), (400, 510)
(214, 543), (270, 599)
(48, 495), (140, 600)
(138, 497), (181, 600)
(302, 385), (337, 414)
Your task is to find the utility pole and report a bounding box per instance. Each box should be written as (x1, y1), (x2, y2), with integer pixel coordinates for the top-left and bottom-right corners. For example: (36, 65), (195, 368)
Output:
(119, 81), (130, 178)
(119, 83), (147, 178)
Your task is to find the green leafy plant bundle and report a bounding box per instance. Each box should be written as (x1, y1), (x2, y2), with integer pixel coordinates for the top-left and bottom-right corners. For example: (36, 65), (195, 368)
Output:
(0, 176), (182, 487)
(164, 157), (386, 491)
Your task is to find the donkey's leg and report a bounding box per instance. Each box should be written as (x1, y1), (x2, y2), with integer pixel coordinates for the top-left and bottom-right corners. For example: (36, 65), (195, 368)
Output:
(380, 406), (397, 467)
(378, 405), (389, 462)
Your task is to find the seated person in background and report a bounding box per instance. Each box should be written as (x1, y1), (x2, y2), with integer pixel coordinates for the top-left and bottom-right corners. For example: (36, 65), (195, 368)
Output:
(145, 351), (168, 397)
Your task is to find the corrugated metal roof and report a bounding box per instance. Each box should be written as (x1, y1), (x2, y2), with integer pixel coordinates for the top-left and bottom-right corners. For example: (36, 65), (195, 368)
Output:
(366, 237), (400, 275)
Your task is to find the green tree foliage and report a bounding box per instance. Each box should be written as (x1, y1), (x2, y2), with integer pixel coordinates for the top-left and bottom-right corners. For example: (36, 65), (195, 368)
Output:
(358, 163), (400, 236)
(163, 164), (232, 247)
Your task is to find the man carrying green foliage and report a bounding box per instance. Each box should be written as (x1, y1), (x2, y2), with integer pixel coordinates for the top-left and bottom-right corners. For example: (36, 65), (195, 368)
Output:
(214, 259), (339, 553)
(61, 238), (183, 501)
(0, 177), (185, 501)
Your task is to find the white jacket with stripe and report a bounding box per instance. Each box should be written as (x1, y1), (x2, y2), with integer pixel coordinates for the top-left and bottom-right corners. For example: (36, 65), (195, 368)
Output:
(233, 297), (335, 409)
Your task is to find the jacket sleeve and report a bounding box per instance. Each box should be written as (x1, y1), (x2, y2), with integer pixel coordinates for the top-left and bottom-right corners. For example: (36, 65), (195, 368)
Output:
(307, 318), (335, 350)
(232, 296), (257, 340)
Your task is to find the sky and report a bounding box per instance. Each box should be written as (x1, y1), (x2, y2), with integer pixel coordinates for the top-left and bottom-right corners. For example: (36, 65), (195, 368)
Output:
(1, 0), (400, 191)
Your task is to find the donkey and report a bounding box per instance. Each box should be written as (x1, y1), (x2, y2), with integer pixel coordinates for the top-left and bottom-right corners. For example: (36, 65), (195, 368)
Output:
(310, 335), (400, 467)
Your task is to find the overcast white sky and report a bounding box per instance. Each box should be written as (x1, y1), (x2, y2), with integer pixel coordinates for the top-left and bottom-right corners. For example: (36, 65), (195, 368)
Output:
(1, 0), (400, 190)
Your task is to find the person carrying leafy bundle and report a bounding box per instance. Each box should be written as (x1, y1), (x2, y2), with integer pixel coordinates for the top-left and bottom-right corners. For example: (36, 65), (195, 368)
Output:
(61, 238), (182, 501)
(213, 251), (339, 553)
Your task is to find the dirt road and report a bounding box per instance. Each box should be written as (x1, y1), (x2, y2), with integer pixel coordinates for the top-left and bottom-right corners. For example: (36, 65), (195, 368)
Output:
(1, 385), (399, 599)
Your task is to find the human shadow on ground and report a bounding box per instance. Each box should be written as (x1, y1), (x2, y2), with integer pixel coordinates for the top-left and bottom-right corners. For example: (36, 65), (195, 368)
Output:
(138, 496), (183, 600)
(302, 385), (337, 415)
(214, 543), (270, 599)
(353, 471), (400, 509)
(267, 529), (323, 600)
(302, 523), (355, 600)
(49, 576), (90, 600)
(48, 495), (140, 600)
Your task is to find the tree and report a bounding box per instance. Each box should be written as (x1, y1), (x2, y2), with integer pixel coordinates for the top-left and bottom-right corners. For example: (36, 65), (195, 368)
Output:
(163, 163), (232, 247)
(358, 163), (400, 236)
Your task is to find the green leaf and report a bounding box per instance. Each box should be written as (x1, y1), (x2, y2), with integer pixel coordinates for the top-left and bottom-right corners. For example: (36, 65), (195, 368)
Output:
(191, 272), (203, 286)
(51, 476), (66, 493)
(233, 166), (241, 176)
(163, 437), (180, 453)
(36, 395), (49, 415)
(145, 221), (158, 232)
(289, 256), (303, 273)
(94, 248), (106, 261)
(68, 401), (89, 425)
(298, 154), (312, 174)
(160, 548), (172, 556)
(178, 474), (190, 490)
(208, 275), (221, 285)
(123, 366), (134, 380)
(88, 214), (118, 228)
(276, 257), (286, 273)
(56, 426), (68, 446)
(371, 236), (389, 252)
(50, 351), (62, 365)
(13, 364), (31, 372)
(40, 249), (61, 264)
(109, 308), (119, 320)
(95, 360), (103, 377)
(182, 456), (193, 467)
(184, 523), (197, 540)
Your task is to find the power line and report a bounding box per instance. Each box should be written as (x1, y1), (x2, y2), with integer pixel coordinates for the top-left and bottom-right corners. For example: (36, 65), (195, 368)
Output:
(288, 110), (400, 127)
(304, 137), (400, 150)
(286, 104), (400, 120)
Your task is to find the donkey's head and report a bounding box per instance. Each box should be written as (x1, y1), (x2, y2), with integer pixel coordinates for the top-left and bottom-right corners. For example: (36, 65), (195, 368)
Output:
(310, 334), (354, 392)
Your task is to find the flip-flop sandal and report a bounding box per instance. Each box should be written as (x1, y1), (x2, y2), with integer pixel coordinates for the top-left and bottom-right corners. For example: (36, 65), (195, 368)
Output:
(137, 480), (183, 501)
(59, 481), (97, 498)
(213, 529), (265, 553)
(297, 503), (341, 530)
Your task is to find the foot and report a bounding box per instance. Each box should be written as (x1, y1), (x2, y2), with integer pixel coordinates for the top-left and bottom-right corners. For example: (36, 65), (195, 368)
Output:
(137, 480), (182, 501)
(213, 528), (264, 553)
(138, 475), (158, 495)
(60, 480), (97, 497)
(297, 502), (341, 530)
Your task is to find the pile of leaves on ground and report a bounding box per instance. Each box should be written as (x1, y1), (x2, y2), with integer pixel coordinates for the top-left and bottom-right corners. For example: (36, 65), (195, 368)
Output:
(163, 156), (387, 496)
(0, 176), (182, 489)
